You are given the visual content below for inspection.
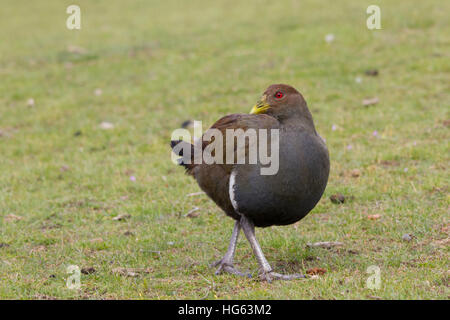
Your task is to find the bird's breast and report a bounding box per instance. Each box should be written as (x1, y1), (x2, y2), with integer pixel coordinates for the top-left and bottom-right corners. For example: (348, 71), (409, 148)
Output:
(231, 131), (330, 227)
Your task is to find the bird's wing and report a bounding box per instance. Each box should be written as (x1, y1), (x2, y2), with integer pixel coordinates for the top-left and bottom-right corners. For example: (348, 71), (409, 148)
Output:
(187, 113), (279, 220)
(170, 113), (279, 174)
(209, 113), (278, 131)
(201, 113), (280, 173)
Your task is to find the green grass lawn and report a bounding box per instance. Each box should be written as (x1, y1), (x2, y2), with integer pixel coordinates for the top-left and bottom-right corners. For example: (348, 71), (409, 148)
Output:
(0, 0), (448, 299)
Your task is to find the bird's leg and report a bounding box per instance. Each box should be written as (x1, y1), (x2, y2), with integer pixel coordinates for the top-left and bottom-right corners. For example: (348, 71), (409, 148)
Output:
(240, 216), (305, 282)
(210, 221), (249, 277)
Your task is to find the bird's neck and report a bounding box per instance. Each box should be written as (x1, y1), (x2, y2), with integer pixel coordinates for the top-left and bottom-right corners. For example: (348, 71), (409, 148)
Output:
(278, 113), (317, 134)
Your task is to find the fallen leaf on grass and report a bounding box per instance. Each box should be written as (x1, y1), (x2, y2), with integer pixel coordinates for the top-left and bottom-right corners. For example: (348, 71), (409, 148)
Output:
(306, 268), (327, 276)
(81, 267), (96, 274)
(99, 121), (114, 130)
(27, 98), (35, 107)
(350, 169), (361, 178)
(307, 241), (343, 249)
(379, 160), (400, 167)
(187, 212), (200, 218)
(5, 214), (23, 222)
(367, 214), (381, 220)
(362, 97), (379, 106)
(112, 214), (131, 221)
(186, 192), (205, 197)
(330, 193), (345, 204)
(185, 207), (200, 218)
(364, 69), (379, 76)
(112, 267), (151, 277)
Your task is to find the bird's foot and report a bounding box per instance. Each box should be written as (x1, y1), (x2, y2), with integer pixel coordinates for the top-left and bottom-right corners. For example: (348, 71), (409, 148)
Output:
(210, 259), (251, 278)
(259, 270), (305, 282)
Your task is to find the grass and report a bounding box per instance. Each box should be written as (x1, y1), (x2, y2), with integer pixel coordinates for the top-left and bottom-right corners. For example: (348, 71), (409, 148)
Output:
(0, 0), (449, 299)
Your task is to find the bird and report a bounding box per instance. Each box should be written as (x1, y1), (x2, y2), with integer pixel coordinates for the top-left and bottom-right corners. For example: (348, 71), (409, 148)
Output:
(171, 84), (330, 281)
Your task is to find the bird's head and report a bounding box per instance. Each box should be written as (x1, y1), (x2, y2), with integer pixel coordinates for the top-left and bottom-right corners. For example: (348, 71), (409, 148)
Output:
(250, 84), (311, 123)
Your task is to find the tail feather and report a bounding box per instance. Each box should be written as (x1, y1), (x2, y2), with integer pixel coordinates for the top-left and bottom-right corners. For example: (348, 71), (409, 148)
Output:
(170, 140), (195, 172)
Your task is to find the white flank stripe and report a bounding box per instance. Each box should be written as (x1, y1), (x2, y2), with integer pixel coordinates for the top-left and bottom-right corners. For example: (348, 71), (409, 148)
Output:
(229, 170), (240, 213)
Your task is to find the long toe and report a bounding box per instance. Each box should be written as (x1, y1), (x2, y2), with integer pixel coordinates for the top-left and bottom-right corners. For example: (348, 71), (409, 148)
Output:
(213, 262), (251, 278)
(259, 271), (305, 282)
(210, 259), (223, 268)
(223, 265), (252, 278)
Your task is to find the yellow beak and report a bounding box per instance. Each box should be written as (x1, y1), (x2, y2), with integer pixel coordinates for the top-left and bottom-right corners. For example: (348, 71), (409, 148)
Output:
(250, 95), (270, 114)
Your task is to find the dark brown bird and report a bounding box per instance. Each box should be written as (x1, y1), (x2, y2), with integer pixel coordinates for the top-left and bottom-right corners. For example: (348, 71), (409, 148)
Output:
(171, 84), (330, 281)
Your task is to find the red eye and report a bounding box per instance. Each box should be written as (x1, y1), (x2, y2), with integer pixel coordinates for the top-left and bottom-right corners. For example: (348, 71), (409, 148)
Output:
(274, 91), (283, 99)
